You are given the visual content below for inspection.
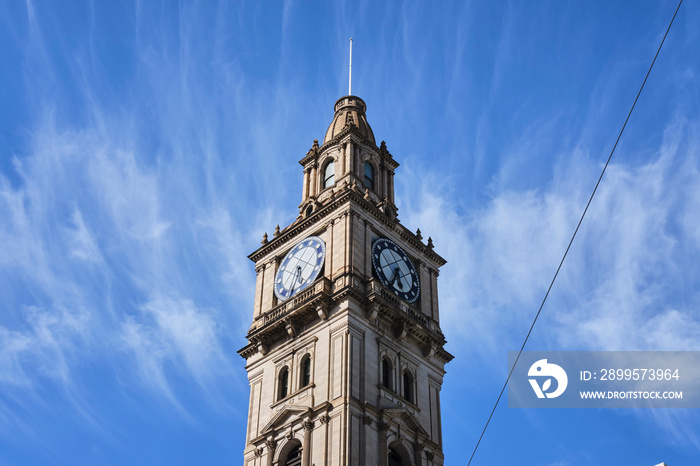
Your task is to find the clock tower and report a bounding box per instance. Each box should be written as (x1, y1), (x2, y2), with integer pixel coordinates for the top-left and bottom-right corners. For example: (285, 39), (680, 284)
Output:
(239, 94), (453, 466)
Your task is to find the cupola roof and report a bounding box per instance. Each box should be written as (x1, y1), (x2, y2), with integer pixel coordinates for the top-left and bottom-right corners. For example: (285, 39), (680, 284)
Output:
(323, 95), (375, 145)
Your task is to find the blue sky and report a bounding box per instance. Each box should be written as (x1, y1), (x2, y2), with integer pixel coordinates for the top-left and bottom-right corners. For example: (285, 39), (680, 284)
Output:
(1, 1), (699, 465)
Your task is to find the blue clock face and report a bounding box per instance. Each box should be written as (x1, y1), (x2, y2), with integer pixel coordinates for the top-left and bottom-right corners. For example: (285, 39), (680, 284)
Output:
(371, 238), (420, 303)
(274, 236), (326, 301)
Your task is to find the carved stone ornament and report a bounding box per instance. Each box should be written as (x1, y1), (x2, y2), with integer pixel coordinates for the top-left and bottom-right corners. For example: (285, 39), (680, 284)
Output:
(345, 112), (355, 127)
(266, 439), (277, 450)
(363, 415), (373, 426)
(254, 448), (264, 458)
(261, 232), (269, 245)
(367, 304), (379, 321)
(285, 319), (297, 338)
(394, 323), (408, 340)
(303, 420), (315, 431)
(378, 421), (390, 432)
(425, 451), (435, 461)
(317, 304), (328, 320)
(319, 414), (331, 424)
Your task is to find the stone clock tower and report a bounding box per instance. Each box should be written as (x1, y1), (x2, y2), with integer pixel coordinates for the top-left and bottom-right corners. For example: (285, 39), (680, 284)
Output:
(238, 95), (453, 466)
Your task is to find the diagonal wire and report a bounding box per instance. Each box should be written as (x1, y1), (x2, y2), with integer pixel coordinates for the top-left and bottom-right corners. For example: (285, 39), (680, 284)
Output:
(466, 1), (684, 464)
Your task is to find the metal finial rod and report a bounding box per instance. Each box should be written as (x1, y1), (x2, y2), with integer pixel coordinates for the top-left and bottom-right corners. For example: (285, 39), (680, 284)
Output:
(349, 38), (353, 95)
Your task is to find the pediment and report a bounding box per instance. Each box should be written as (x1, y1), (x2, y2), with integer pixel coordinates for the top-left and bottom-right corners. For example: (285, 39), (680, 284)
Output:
(260, 406), (311, 436)
(383, 408), (430, 438)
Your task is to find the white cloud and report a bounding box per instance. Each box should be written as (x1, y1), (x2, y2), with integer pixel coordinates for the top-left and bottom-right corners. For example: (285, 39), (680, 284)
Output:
(66, 209), (104, 264)
(0, 305), (89, 387)
(120, 296), (229, 403)
(400, 117), (700, 356)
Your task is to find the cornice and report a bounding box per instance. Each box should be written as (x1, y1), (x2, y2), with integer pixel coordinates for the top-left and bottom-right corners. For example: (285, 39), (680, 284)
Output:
(248, 187), (446, 267)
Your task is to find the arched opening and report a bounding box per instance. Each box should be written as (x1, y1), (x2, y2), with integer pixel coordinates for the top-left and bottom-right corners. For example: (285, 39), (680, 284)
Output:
(363, 162), (375, 190)
(322, 160), (335, 188)
(388, 446), (405, 466)
(381, 357), (393, 391)
(283, 444), (302, 466)
(300, 354), (311, 388)
(403, 370), (413, 403)
(278, 366), (289, 400)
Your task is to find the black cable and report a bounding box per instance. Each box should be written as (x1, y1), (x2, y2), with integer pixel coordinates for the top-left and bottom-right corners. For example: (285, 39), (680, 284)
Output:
(466, 1), (684, 464)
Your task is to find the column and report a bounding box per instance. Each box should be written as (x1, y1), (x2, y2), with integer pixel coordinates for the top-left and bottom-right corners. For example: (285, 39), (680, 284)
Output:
(266, 439), (277, 466)
(302, 421), (314, 466)
(310, 163), (318, 197)
(302, 168), (310, 202)
(348, 140), (354, 175)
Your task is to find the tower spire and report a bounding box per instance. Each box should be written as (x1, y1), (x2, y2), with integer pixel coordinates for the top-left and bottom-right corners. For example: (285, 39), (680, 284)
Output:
(349, 38), (353, 95)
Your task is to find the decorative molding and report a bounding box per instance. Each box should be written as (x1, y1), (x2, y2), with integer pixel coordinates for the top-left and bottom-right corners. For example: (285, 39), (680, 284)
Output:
(329, 322), (348, 335)
(248, 369), (264, 381)
(247, 188), (446, 268)
(347, 321), (366, 336)
(363, 415), (373, 426)
(303, 420), (315, 431)
(378, 421), (390, 432)
(319, 414), (331, 425)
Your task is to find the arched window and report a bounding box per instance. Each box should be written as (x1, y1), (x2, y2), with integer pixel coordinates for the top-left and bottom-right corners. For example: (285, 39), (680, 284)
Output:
(300, 354), (311, 388)
(323, 161), (335, 188)
(284, 444), (302, 466)
(381, 357), (393, 390)
(278, 366), (289, 400)
(364, 162), (375, 190)
(403, 370), (413, 403)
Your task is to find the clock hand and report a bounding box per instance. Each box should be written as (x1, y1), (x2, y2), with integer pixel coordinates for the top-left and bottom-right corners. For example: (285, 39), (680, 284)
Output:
(391, 267), (404, 290)
(290, 266), (303, 296)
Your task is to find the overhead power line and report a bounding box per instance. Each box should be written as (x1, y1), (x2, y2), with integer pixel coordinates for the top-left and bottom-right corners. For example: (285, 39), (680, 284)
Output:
(466, 1), (685, 464)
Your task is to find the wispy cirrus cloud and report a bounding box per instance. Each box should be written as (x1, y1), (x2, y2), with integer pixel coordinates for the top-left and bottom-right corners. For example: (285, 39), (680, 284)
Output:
(400, 116), (700, 356)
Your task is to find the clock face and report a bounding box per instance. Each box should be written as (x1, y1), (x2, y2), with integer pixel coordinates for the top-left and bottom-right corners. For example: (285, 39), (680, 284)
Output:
(274, 236), (326, 301)
(371, 238), (420, 303)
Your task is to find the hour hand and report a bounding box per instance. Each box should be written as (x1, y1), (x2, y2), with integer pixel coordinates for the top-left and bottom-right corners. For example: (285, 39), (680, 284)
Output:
(390, 267), (403, 290)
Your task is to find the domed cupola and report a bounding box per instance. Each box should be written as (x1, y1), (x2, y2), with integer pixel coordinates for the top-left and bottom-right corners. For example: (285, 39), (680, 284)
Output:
(323, 95), (375, 145)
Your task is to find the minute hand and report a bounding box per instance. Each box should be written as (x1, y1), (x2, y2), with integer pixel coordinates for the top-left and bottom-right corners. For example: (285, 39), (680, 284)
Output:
(290, 266), (303, 295)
